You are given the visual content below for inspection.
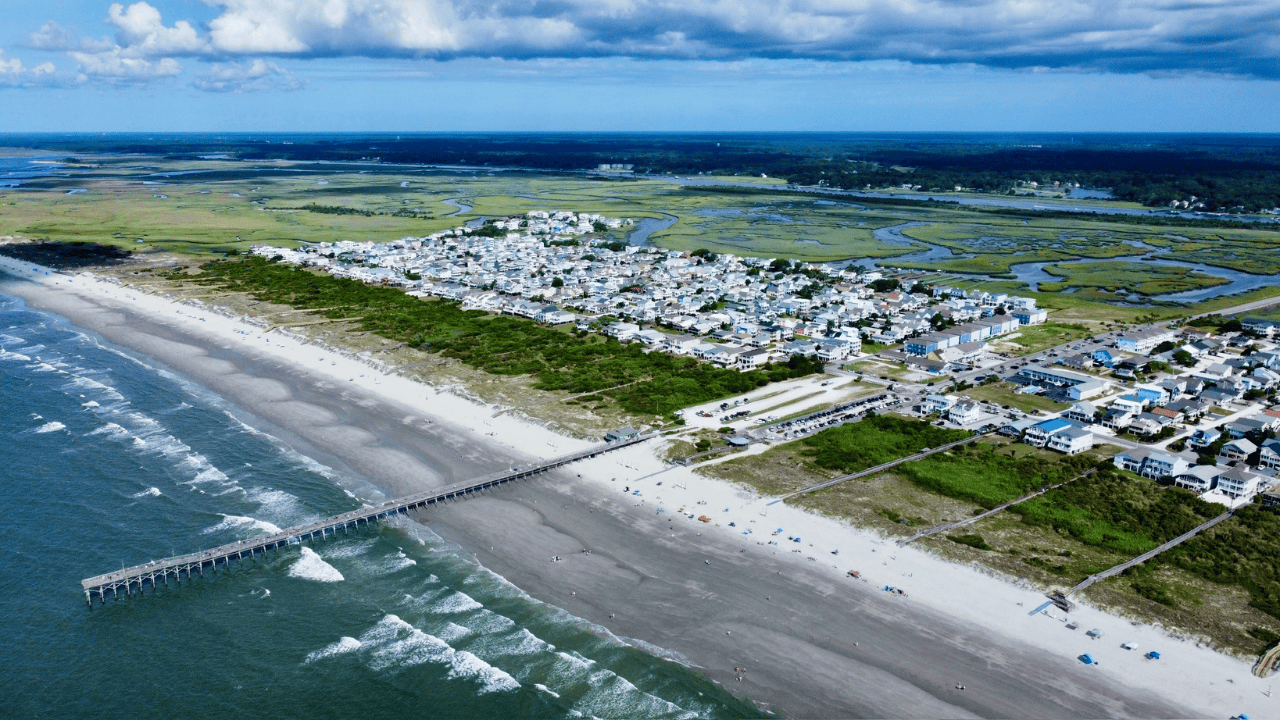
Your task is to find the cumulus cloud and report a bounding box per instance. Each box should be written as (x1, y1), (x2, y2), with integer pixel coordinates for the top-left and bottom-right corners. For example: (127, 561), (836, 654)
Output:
(107, 2), (208, 57)
(27, 21), (115, 53)
(27, 0), (1280, 79)
(0, 50), (60, 87)
(191, 59), (306, 92)
(69, 48), (182, 81)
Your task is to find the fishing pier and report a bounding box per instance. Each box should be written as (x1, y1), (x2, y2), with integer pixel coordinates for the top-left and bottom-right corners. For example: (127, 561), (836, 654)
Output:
(81, 433), (651, 606)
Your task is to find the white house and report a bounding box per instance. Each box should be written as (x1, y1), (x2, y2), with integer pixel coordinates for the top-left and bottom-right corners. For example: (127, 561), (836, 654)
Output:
(1047, 426), (1094, 455)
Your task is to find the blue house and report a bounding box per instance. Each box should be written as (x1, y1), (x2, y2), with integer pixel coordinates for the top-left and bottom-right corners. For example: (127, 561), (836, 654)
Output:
(1093, 349), (1116, 366)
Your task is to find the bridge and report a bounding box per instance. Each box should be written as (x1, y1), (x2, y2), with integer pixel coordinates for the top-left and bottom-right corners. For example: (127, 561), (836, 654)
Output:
(81, 433), (652, 606)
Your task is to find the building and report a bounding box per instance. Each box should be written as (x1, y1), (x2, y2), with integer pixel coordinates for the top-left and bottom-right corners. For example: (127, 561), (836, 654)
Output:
(1064, 401), (1098, 424)
(1219, 438), (1257, 463)
(1024, 418), (1073, 448)
(947, 401), (982, 425)
(1258, 439), (1280, 470)
(1116, 327), (1178, 355)
(1217, 467), (1263, 499)
(1113, 448), (1189, 479)
(1188, 427), (1222, 449)
(1174, 465), (1219, 493)
(605, 426), (640, 442)
(921, 393), (958, 414)
(1047, 426), (1094, 455)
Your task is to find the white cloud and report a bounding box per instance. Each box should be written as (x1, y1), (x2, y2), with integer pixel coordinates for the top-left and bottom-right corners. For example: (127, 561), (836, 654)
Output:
(27, 21), (114, 53)
(70, 48), (182, 81)
(25, 0), (1280, 79)
(107, 2), (208, 57)
(0, 50), (61, 86)
(191, 59), (306, 92)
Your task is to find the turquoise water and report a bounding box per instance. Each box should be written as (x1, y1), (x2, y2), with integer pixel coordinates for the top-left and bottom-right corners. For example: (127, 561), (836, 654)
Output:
(0, 290), (758, 718)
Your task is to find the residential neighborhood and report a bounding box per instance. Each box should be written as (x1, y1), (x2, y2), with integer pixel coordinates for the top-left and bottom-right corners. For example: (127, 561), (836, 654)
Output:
(250, 210), (1045, 373)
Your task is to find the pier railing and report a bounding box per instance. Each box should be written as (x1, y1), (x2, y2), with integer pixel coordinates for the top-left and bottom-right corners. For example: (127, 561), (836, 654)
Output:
(81, 433), (652, 606)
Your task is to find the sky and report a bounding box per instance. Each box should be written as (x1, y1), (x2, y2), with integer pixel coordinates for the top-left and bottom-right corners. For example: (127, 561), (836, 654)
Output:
(2, 0), (1279, 133)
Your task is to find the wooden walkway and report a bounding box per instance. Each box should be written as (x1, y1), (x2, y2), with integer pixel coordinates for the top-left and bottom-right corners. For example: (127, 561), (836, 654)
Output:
(1067, 509), (1234, 596)
(81, 433), (651, 606)
(769, 431), (987, 505)
(898, 468), (1097, 546)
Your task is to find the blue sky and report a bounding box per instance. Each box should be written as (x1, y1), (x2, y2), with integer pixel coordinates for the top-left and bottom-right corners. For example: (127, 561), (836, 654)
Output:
(3, 1), (1279, 132)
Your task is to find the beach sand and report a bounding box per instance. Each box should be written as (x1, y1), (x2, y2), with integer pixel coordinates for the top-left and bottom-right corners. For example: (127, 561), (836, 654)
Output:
(3, 258), (1273, 718)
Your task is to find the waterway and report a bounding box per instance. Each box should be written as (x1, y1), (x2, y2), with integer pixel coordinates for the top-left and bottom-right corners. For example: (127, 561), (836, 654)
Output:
(626, 214), (678, 246)
(442, 198), (473, 216)
(852, 223), (1280, 304)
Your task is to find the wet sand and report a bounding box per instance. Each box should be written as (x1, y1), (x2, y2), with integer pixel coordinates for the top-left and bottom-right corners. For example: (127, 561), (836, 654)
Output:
(1, 269), (1192, 718)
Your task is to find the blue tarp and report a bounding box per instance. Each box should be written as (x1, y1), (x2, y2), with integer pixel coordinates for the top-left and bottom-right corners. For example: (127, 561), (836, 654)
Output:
(1079, 654), (1095, 665)
(1145, 651), (1160, 660)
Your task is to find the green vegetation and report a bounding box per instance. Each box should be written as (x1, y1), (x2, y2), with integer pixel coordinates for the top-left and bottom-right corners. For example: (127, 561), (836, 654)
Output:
(1038, 261), (1230, 295)
(1164, 505), (1280, 621)
(798, 414), (969, 474)
(948, 533), (993, 551)
(188, 258), (824, 416)
(897, 441), (1097, 509)
(962, 382), (1070, 413)
(990, 321), (1095, 355)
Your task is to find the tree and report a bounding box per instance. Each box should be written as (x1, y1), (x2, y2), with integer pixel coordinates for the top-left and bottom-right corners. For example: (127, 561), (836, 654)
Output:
(551, 277), (565, 288)
(1173, 349), (1197, 367)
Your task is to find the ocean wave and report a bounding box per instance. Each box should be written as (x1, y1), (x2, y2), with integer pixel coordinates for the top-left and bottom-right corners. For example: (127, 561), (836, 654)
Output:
(428, 591), (484, 614)
(0, 350), (31, 362)
(361, 615), (520, 694)
(81, 400), (99, 408)
(288, 547), (344, 583)
(535, 684), (561, 699)
(132, 487), (162, 498)
(88, 423), (131, 439)
(303, 636), (362, 664)
(203, 514), (283, 536)
(245, 487), (311, 525)
(462, 609), (516, 635)
(319, 540), (376, 559)
(556, 651), (596, 670)
(34, 421), (65, 433)
(437, 622), (471, 643)
(575, 669), (690, 719)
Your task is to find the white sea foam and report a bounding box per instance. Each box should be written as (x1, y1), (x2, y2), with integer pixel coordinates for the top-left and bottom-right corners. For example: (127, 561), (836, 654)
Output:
(303, 636), (362, 664)
(464, 610), (516, 635)
(320, 540), (376, 559)
(556, 651), (596, 670)
(535, 684), (561, 698)
(289, 547), (345, 582)
(437, 622), (471, 643)
(0, 350), (31, 362)
(132, 487), (162, 498)
(359, 615), (519, 693)
(81, 400), (99, 408)
(429, 591), (483, 614)
(203, 514), (283, 536)
(35, 421), (65, 433)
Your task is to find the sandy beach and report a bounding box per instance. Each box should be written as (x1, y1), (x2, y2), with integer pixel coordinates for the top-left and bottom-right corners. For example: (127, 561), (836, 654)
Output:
(3, 256), (1274, 718)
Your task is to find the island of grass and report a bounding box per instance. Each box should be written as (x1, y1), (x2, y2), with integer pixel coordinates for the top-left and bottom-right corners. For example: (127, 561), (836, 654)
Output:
(1037, 261), (1231, 295)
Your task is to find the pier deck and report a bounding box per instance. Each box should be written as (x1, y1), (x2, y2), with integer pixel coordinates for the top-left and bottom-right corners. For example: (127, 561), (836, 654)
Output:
(81, 433), (651, 605)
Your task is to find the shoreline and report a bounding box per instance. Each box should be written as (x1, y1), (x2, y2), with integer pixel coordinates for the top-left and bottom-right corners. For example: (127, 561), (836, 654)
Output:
(1, 256), (1270, 718)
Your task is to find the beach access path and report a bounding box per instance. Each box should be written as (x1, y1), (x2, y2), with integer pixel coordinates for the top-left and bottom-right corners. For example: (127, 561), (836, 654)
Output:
(0, 260), (1252, 719)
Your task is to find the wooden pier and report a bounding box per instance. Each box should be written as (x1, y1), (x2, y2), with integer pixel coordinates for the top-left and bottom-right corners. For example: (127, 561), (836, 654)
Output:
(81, 433), (651, 606)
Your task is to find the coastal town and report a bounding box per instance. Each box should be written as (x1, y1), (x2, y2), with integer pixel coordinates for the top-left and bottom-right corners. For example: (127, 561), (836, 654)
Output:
(249, 210), (1280, 512)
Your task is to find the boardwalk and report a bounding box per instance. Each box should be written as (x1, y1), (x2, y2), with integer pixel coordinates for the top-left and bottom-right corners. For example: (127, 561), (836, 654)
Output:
(1067, 509), (1234, 595)
(897, 468), (1097, 546)
(769, 431), (986, 505)
(81, 433), (651, 606)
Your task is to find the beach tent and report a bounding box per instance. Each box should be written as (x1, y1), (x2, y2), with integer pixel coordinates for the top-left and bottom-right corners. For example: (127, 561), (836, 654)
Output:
(1145, 651), (1161, 660)
(1078, 654), (1096, 665)
(1086, 628), (1103, 639)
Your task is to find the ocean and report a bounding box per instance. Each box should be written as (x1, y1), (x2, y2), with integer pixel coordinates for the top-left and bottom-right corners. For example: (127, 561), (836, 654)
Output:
(0, 289), (759, 718)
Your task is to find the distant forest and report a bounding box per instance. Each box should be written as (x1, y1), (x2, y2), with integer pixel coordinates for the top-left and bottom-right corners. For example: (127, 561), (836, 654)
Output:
(16, 132), (1280, 212)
